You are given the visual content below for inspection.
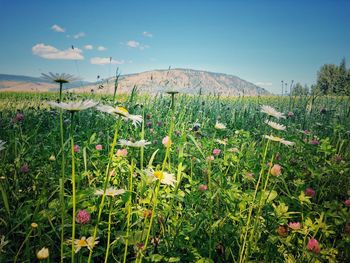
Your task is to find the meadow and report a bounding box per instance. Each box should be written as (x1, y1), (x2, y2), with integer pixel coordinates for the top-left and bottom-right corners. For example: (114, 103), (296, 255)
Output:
(0, 89), (349, 262)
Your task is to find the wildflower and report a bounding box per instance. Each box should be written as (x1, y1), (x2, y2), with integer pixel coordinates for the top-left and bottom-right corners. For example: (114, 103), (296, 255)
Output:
(305, 187), (316, 197)
(288, 222), (301, 230)
(13, 113), (24, 123)
(48, 100), (98, 112)
(162, 136), (171, 147)
(74, 144), (80, 153)
(20, 164), (29, 173)
(307, 238), (320, 254)
(41, 72), (78, 83)
(143, 210), (152, 218)
(212, 149), (221, 156)
(246, 172), (254, 180)
(146, 169), (176, 187)
(31, 222), (38, 228)
(215, 121), (226, 130)
(277, 225), (288, 237)
(260, 105), (286, 119)
(95, 187), (125, 197)
(118, 139), (151, 148)
(275, 153), (281, 161)
(146, 121), (152, 127)
(95, 144), (103, 151)
(49, 154), (56, 161)
(344, 199), (350, 207)
(76, 209), (91, 224)
(146, 113), (152, 119)
(192, 123), (200, 132)
(264, 120), (286, 131)
(333, 154), (342, 162)
(270, 164), (282, 176)
(287, 111), (294, 117)
(216, 139), (227, 145)
(157, 121), (162, 126)
(228, 147), (239, 153)
(309, 139), (320, 145)
(0, 140), (6, 152)
(304, 130), (311, 135)
(69, 236), (99, 253)
(199, 184), (208, 191)
(206, 156), (215, 161)
(264, 135), (295, 146)
(36, 247), (49, 260)
(116, 148), (128, 157)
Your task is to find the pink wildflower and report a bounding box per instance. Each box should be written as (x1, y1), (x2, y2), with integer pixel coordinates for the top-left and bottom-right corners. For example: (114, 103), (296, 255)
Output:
(212, 148), (221, 156)
(198, 184), (208, 191)
(74, 144), (80, 153)
(95, 144), (103, 151)
(75, 209), (91, 224)
(20, 163), (29, 173)
(305, 187), (316, 197)
(270, 164), (282, 176)
(309, 139), (320, 145)
(13, 113), (24, 123)
(344, 199), (350, 207)
(116, 149), (128, 157)
(307, 238), (320, 254)
(162, 136), (171, 147)
(288, 222), (301, 230)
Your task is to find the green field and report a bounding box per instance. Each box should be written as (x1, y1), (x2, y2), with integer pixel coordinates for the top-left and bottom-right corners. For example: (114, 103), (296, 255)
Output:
(0, 91), (349, 262)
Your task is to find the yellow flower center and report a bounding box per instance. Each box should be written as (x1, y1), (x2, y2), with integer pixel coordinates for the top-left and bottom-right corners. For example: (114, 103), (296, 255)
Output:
(77, 239), (87, 247)
(116, 106), (129, 116)
(153, 171), (164, 180)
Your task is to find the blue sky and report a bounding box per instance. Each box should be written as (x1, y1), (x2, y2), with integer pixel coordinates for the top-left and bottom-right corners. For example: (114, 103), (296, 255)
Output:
(0, 0), (349, 93)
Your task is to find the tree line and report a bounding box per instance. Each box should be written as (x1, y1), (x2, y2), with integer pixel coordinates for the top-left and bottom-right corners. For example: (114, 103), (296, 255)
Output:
(290, 58), (350, 96)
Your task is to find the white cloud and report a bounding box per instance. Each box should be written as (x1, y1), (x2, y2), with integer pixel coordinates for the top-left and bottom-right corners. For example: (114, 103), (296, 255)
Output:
(73, 32), (85, 39)
(97, 46), (107, 51)
(142, 31), (153, 37)
(84, 44), (93, 50)
(126, 40), (149, 50)
(255, 82), (273, 87)
(51, 24), (65, 32)
(90, 57), (124, 65)
(32, 43), (84, 60)
(127, 40), (140, 48)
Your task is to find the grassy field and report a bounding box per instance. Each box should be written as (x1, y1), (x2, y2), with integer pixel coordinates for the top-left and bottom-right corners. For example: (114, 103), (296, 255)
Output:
(0, 91), (349, 262)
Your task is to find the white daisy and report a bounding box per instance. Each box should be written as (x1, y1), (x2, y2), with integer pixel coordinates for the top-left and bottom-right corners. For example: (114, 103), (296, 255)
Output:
(261, 105), (286, 119)
(95, 187), (125, 197)
(97, 104), (143, 127)
(48, 100), (98, 112)
(145, 169), (176, 187)
(68, 236), (99, 253)
(0, 140), (6, 152)
(264, 120), (286, 131)
(118, 139), (151, 148)
(41, 72), (78, 83)
(215, 121), (226, 130)
(264, 135), (295, 147)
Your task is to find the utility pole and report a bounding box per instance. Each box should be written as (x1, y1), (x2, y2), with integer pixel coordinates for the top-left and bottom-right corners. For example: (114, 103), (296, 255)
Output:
(281, 80), (284, 96)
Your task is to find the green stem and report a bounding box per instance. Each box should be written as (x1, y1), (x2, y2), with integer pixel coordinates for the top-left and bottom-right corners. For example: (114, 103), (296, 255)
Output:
(104, 199), (113, 263)
(239, 140), (270, 263)
(123, 161), (134, 263)
(87, 120), (121, 263)
(14, 228), (33, 262)
(59, 107), (65, 263)
(208, 160), (213, 261)
(70, 112), (76, 263)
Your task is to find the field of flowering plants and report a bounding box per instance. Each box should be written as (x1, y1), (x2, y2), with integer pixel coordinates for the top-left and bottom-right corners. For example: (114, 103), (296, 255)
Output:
(0, 89), (350, 263)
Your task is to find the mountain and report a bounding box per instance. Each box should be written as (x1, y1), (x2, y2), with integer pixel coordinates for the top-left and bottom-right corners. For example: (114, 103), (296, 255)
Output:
(75, 68), (269, 96)
(0, 74), (90, 92)
(0, 69), (270, 95)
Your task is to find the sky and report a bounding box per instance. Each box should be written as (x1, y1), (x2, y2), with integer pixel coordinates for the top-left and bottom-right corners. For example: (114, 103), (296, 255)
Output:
(0, 0), (349, 94)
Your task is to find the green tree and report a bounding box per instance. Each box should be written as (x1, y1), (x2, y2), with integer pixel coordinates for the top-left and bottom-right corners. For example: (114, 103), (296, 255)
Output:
(291, 82), (309, 96)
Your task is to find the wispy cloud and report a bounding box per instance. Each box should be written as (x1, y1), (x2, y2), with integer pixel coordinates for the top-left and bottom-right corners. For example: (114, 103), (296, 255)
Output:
(32, 43), (84, 60)
(73, 32), (85, 39)
(97, 46), (107, 51)
(142, 31), (153, 38)
(126, 40), (149, 50)
(84, 44), (93, 50)
(51, 24), (65, 33)
(255, 82), (273, 87)
(90, 57), (124, 65)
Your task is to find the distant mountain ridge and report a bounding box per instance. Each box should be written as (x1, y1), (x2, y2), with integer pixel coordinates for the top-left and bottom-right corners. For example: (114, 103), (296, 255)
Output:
(75, 68), (270, 96)
(0, 69), (270, 95)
